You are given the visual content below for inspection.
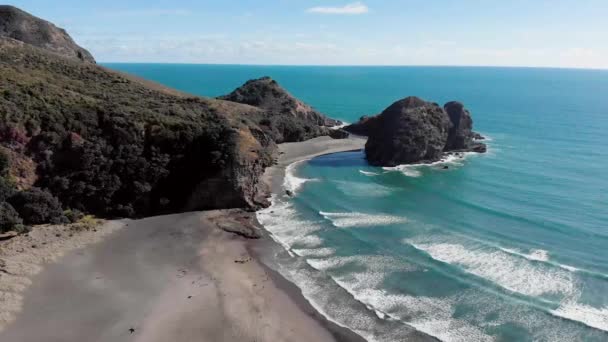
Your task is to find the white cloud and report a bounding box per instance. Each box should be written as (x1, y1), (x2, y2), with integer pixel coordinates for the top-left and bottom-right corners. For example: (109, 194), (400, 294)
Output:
(307, 2), (369, 15)
(79, 31), (608, 69)
(101, 9), (192, 17)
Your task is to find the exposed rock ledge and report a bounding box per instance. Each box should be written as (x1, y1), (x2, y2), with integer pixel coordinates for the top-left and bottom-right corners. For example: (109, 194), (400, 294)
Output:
(345, 96), (486, 166)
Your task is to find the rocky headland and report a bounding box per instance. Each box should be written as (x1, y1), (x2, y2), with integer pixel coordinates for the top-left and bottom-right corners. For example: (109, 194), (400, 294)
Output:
(345, 96), (486, 166)
(0, 7), (343, 234)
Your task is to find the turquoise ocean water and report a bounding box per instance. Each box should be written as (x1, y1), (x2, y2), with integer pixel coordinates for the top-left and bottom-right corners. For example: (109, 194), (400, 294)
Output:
(107, 64), (608, 341)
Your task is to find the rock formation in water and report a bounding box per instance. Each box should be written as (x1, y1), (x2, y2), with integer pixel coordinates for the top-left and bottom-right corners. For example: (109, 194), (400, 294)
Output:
(0, 7), (342, 232)
(0, 5), (95, 63)
(345, 96), (486, 166)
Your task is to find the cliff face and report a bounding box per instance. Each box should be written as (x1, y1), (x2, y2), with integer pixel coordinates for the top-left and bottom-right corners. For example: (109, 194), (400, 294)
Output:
(444, 101), (475, 151)
(345, 97), (486, 166)
(0, 5), (95, 63)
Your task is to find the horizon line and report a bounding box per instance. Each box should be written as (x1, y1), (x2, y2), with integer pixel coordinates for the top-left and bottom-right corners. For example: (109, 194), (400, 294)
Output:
(98, 62), (608, 72)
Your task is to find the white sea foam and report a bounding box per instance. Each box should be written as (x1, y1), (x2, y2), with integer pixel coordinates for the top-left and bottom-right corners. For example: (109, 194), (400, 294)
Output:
(329, 121), (350, 130)
(408, 241), (577, 297)
(452, 289), (589, 341)
(499, 247), (583, 273)
(329, 267), (493, 342)
(306, 254), (409, 274)
(292, 247), (335, 258)
(296, 234), (324, 248)
(334, 180), (394, 197)
(284, 160), (316, 193)
(382, 152), (476, 177)
(551, 302), (608, 332)
(382, 165), (423, 177)
(280, 262), (393, 342)
(558, 264), (581, 272)
(500, 247), (549, 262)
(359, 170), (381, 176)
(256, 198), (323, 250)
(320, 211), (407, 228)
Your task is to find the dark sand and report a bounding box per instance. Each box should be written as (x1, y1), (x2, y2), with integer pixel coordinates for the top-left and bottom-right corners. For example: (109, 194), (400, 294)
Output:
(0, 135), (369, 342)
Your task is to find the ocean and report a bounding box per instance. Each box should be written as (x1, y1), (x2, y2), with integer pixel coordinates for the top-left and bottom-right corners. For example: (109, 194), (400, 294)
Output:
(106, 64), (608, 342)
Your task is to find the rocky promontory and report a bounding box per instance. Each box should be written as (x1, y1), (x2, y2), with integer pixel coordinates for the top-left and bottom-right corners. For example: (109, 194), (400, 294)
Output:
(345, 96), (486, 166)
(219, 77), (342, 143)
(0, 7), (345, 233)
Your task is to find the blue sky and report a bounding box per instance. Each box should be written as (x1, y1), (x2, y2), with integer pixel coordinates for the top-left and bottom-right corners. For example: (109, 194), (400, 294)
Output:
(6, 0), (608, 68)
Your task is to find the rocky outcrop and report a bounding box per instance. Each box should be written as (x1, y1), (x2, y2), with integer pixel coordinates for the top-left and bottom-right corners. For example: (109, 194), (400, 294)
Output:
(444, 101), (474, 150)
(343, 115), (379, 136)
(0, 5), (95, 63)
(345, 97), (486, 166)
(219, 77), (339, 126)
(219, 77), (344, 143)
(328, 129), (349, 139)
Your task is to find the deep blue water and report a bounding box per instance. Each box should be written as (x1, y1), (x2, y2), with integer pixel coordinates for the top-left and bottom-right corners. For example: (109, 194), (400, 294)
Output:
(106, 63), (608, 342)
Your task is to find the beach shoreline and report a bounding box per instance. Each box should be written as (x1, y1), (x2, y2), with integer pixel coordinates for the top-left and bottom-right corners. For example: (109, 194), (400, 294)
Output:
(263, 135), (367, 196)
(252, 135), (370, 341)
(0, 135), (368, 342)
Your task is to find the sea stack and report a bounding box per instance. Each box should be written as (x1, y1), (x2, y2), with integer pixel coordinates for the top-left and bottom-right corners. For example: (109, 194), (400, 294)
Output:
(345, 96), (486, 166)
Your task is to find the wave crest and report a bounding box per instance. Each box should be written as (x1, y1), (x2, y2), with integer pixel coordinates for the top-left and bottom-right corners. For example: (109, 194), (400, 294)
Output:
(407, 240), (577, 298)
(320, 211), (407, 228)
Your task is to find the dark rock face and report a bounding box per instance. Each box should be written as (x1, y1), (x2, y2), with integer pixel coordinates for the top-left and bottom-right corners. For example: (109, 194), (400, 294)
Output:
(346, 97), (486, 166)
(0, 5), (95, 63)
(344, 115), (379, 136)
(444, 101), (474, 150)
(363, 97), (451, 166)
(328, 129), (349, 139)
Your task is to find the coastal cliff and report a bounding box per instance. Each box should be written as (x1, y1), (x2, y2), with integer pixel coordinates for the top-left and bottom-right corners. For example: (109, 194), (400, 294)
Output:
(345, 96), (486, 166)
(0, 8), (340, 232)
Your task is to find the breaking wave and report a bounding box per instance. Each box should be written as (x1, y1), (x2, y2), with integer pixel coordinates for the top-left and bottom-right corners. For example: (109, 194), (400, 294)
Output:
(407, 240), (577, 298)
(284, 160), (317, 193)
(320, 211), (407, 228)
(359, 170), (382, 176)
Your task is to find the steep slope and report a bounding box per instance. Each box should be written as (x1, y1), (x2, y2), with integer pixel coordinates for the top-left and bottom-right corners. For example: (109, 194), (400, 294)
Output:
(0, 36), (276, 229)
(0, 6), (349, 232)
(0, 5), (95, 63)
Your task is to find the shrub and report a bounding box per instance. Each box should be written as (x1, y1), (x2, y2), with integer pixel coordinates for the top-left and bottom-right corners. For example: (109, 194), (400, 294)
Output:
(0, 177), (15, 202)
(0, 150), (8, 176)
(63, 208), (84, 223)
(8, 188), (67, 225)
(0, 201), (23, 233)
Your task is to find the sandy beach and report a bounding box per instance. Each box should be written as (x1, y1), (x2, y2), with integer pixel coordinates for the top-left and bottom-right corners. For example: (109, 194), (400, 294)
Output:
(0, 135), (367, 342)
(264, 135), (367, 195)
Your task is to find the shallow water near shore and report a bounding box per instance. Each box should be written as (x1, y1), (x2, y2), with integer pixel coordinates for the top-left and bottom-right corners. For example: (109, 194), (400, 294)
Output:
(108, 64), (608, 341)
